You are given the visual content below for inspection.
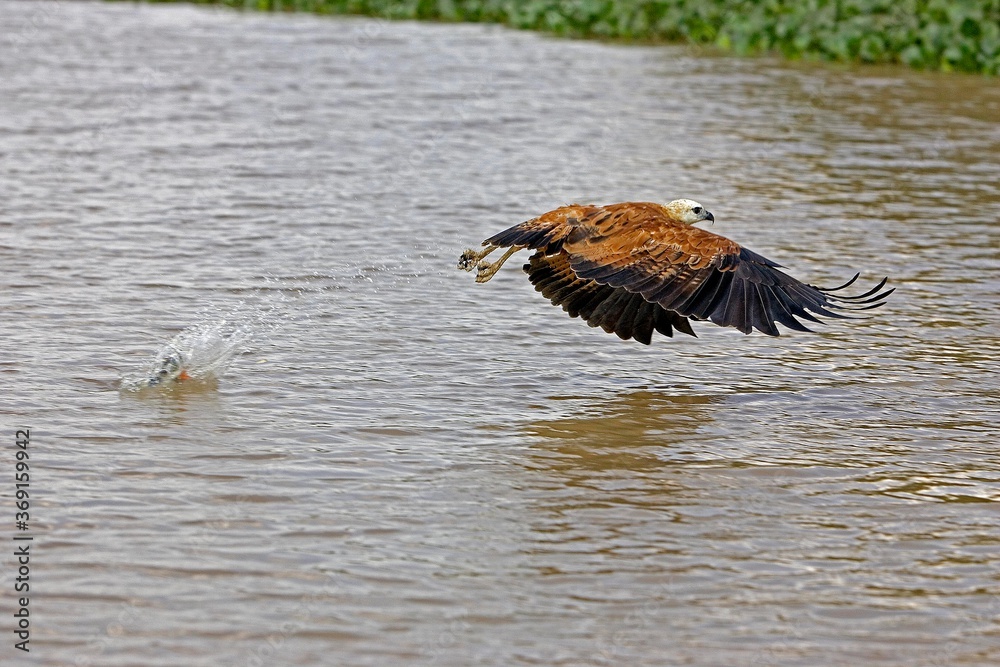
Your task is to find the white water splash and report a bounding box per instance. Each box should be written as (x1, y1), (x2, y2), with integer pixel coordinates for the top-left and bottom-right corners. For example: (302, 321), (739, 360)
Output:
(119, 262), (407, 393)
(120, 294), (293, 392)
(120, 318), (250, 391)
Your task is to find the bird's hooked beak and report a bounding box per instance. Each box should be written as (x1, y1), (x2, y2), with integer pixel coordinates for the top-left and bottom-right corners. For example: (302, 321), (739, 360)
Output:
(704, 210), (715, 225)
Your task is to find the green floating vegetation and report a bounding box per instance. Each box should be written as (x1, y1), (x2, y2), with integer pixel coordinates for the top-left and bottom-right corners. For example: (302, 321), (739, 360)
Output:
(146, 0), (1000, 74)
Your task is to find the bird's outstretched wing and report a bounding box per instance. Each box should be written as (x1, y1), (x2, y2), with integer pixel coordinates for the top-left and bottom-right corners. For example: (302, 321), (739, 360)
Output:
(488, 202), (892, 339)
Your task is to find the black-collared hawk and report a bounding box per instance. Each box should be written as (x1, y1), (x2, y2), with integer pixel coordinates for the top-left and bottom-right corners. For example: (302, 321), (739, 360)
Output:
(458, 200), (892, 344)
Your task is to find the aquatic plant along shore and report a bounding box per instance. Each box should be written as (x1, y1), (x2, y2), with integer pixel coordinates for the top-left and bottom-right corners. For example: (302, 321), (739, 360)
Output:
(138, 0), (1000, 74)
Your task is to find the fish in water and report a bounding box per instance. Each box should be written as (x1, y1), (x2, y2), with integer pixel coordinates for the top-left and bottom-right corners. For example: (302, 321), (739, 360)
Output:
(146, 346), (191, 386)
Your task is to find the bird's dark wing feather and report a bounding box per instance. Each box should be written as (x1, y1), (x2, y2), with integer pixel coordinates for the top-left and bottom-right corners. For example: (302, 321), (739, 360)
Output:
(525, 251), (695, 345)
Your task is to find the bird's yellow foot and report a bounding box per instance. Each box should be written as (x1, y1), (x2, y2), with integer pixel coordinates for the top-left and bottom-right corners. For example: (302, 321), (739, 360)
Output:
(474, 246), (519, 283)
(475, 260), (499, 283)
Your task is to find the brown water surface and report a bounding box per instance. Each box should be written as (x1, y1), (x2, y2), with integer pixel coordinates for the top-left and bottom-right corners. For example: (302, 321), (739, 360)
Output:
(2, 2), (999, 665)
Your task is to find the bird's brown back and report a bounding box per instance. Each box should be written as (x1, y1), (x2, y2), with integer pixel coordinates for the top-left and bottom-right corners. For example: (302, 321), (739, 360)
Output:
(532, 202), (742, 272)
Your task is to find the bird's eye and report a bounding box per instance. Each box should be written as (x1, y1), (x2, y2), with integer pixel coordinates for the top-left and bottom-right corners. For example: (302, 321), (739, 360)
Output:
(693, 206), (703, 214)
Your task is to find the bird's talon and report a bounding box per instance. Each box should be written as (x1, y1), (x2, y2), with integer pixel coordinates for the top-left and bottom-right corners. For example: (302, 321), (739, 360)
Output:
(458, 249), (479, 271)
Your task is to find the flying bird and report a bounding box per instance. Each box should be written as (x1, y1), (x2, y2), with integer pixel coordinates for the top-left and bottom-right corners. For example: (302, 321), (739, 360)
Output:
(458, 200), (892, 344)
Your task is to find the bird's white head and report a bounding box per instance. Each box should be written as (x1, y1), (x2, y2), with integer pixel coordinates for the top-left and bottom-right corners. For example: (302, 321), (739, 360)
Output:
(663, 199), (715, 225)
